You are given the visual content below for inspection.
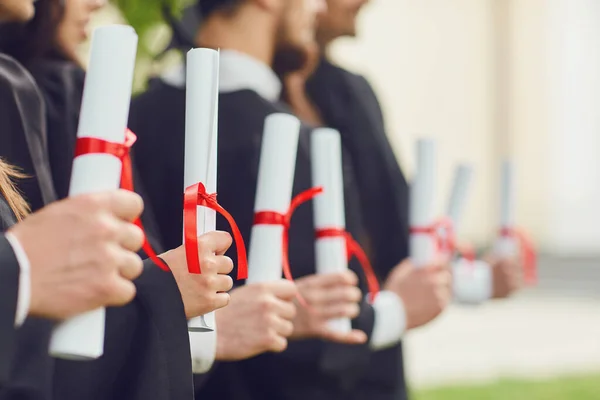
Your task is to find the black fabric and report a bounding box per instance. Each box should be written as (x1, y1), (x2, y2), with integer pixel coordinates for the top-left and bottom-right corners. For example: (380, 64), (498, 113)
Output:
(130, 78), (376, 399)
(0, 53), (56, 399)
(0, 54), (190, 399)
(0, 192), (56, 400)
(53, 260), (193, 400)
(0, 231), (19, 387)
(306, 58), (411, 400)
(0, 54), (57, 212)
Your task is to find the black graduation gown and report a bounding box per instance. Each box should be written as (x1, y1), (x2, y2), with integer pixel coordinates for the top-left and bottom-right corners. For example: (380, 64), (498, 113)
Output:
(0, 56), (193, 400)
(0, 193), (193, 400)
(0, 209), (21, 387)
(0, 53), (57, 399)
(23, 59), (191, 400)
(129, 78), (377, 400)
(0, 54), (57, 212)
(305, 58), (411, 400)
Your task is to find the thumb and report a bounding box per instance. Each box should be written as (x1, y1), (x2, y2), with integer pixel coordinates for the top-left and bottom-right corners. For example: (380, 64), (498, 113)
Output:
(320, 328), (368, 345)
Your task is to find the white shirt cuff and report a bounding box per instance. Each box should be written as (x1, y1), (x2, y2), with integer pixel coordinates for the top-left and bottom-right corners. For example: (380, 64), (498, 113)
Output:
(5, 232), (31, 327)
(452, 258), (492, 304)
(369, 290), (406, 351)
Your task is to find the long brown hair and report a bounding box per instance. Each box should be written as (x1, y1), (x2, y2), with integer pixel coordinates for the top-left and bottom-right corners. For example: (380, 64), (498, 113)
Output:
(0, 159), (30, 221)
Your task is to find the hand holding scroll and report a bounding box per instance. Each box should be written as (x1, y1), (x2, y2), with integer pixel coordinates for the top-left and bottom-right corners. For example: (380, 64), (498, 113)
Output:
(215, 280), (298, 360)
(384, 258), (452, 330)
(290, 271), (367, 344)
(9, 190), (145, 320)
(160, 231), (234, 318)
(484, 254), (522, 299)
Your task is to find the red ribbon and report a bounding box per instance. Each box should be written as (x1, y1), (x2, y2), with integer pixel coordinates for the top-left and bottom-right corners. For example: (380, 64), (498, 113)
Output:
(315, 228), (380, 302)
(183, 182), (248, 280)
(253, 186), (324, 306)
(410, 217), (475, 262)
(500, 227), (537, 285)
(74, 130), (169, 271)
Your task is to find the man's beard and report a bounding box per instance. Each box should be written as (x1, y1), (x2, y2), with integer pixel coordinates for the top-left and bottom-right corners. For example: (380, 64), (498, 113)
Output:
(272, 42), (309, 78)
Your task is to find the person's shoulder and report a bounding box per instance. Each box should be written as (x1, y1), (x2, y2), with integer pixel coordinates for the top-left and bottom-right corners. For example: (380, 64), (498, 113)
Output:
(317, 58), (373, 89)
(221, 90), (286, 116)
(0, 53), (34, 98)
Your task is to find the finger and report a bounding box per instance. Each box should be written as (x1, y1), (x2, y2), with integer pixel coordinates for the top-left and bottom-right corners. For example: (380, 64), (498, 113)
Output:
(211, 292), (231, 311)
(104, 277), (137, 307)
(268, 334), (288, 353)
(320, 328), (367, 345)
(263, 280), (298, 300)
(304, 286), (362, 306)
(115, 220), (145, 252)
(93, 190), (144, 222)
(270, 297), (297, 320)
(198, 231), (233, 256)
(117, 250), (144, 281)
(316, 303), (360, 320)
(213, 274), (234, 293)
(297, 271), (357, 289)
(271, 316), (294, 337)
(214, 255), (234, 275)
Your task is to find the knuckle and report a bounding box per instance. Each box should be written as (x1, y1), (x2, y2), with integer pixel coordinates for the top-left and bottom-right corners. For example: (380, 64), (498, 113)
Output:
(201, 256), (218, 273)
(102, 245), (121, 270)
(202, 274), (217, 290)
(259, 296), (275, 313)
(95, 215), (117, 241)
(93, 277), (114, 301)
(348, 304), (360, 318)
(77, 193), (103, 211)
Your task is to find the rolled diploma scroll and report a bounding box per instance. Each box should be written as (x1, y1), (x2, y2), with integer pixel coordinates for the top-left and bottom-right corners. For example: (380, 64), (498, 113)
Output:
(452, 258), (492, 304)
(184, 48), (219, 373)
(246, 114), (301, 283)
(446, 164), (474, 233)
(494, 160), (518, 256)
(446, 164), (491, 302)
(311, 128), (351, 333)
(410, 139), (437, 267)
(49, 25), (138, 360)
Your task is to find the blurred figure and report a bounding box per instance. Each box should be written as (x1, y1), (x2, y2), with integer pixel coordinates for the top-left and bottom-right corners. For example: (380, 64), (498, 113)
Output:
(280, 0), (454, 399)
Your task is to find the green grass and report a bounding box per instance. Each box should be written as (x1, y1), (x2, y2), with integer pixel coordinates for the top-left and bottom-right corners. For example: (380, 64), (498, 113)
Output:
(413, 374), (600, 400)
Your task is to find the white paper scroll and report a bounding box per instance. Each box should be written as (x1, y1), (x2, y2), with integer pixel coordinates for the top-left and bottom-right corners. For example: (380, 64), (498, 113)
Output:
(311, 128), (351, 333)
(446, 164), (491, 303)
(447, 164), (474, 232)
(48, 25), (138, 361)
(183, 48), (219, 373)
(246, 114), (301, 283)
(452, 258), (492, 304)
(494, 160), (518, 257)
(410, 139), (437, 267)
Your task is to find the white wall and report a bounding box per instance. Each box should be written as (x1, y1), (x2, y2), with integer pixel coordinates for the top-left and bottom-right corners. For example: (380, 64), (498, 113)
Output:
(330, 0), (497, 247)
(329, 0), (600, 255)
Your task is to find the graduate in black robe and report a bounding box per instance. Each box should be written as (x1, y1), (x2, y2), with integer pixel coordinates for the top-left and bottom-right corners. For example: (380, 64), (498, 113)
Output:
(0, 8), (194, 399)
(305, 58), (410, 400)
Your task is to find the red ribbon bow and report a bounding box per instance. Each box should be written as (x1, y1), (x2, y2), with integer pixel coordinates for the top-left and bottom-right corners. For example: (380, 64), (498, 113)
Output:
(315, 228), (380, 302)
(500, 227), (537, 285)
(253, 186), (324, 306)
(74, 130), (169, 271)
(410, 217), (476, 262)
(183, 182), (248, 280)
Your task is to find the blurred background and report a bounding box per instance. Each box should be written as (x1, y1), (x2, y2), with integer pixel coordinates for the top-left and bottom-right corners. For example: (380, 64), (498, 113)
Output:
(94, 0), (600, 398)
